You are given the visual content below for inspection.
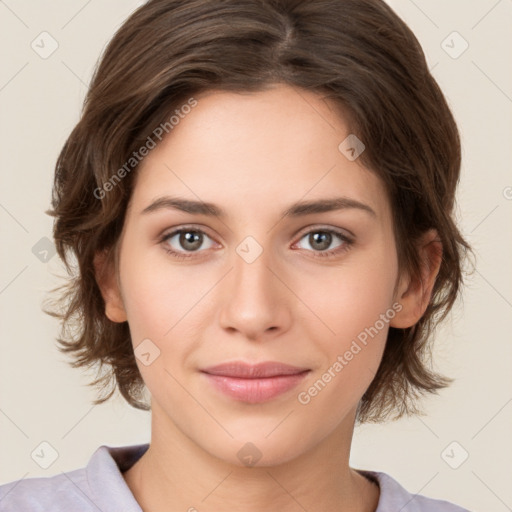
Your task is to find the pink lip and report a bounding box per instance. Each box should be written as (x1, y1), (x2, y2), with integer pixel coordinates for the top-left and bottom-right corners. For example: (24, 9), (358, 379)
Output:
(202, 361), (309, 404)
(201, 361), (310, 403)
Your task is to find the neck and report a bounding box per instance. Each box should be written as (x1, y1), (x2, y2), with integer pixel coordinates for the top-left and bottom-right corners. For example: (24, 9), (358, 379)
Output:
(123, 404), (379, 512)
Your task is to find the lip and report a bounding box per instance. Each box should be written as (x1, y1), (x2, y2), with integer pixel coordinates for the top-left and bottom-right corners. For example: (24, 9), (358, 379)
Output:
(201, 361), (310, 403)
(202, 361), (310, 378)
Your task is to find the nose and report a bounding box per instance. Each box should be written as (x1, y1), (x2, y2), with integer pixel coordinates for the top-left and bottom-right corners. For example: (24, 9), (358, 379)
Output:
(218, 242), (291, 341)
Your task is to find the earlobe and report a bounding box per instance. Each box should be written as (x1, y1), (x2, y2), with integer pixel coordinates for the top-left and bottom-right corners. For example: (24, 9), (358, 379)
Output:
(390, 229), (442, 329)
(93, 249), (127, 323)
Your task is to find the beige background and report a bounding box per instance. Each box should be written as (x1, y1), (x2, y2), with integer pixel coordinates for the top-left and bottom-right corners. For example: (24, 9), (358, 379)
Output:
(1, 1), (511, 510)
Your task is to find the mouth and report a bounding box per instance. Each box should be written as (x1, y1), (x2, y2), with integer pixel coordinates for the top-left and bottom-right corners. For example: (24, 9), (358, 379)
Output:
(200, 361), (311, 403)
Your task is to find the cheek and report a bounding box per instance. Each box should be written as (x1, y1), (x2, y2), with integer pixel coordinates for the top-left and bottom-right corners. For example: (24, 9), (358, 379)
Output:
(302, 251), (398, 342)
(118, 244), (210, 341)
(303, 280), (391, 397)
(294, 271), (396, 426)
(295, 247), (397, 397)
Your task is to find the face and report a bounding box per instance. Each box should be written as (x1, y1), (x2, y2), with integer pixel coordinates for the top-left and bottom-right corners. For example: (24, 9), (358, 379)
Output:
(101, 83), (415, 467)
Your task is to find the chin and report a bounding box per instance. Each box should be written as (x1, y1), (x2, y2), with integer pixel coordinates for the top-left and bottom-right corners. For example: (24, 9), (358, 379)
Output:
(203, 427), (315, 469)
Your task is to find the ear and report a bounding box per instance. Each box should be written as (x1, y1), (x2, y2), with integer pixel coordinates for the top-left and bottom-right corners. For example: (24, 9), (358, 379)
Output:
(93, 249), (127, 323)
(390, 229), (442, 329)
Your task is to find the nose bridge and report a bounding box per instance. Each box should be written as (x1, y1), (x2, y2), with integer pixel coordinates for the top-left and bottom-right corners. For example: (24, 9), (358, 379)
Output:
(232, 235), (278, 305)
(218, 234), (288, 337)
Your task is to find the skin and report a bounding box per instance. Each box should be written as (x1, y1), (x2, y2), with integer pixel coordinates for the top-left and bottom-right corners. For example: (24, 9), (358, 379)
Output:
(95, 83), (441, 512)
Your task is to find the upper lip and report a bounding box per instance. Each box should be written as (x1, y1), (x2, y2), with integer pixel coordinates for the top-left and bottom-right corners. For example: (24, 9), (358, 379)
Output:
(201, 361), (310, 378)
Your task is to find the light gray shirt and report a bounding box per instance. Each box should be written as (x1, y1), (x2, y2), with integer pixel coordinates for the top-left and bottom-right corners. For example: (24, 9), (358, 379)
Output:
(0, 443), (471, 511)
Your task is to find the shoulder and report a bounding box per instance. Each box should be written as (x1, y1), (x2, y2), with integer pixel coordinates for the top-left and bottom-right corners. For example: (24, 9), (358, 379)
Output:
(0, 444), (148, 512)
(0, 467), (92, 512)
(359, 470), (472, 512)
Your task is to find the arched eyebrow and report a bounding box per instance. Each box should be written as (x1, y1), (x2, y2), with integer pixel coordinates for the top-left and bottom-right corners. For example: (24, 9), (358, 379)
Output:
(140, 195), (376, 218)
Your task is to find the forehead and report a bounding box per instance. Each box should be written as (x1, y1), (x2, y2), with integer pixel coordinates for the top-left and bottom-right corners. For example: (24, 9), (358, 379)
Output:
(129, 84), (391, 224)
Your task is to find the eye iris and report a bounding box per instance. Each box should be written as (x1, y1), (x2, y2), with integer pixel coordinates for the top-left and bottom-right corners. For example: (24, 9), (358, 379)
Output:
(310, 232), (331, 251)
(180, 231), (202, 251)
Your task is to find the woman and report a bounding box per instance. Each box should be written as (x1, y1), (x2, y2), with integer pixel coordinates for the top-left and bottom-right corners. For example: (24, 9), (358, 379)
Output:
(0, 0), (472, 510)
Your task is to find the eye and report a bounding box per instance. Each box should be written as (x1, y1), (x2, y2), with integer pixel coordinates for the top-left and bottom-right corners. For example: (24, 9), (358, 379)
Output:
(293, 228), (354, 258)
(160, 227), (216, 260)
(159, 226), (354, 261)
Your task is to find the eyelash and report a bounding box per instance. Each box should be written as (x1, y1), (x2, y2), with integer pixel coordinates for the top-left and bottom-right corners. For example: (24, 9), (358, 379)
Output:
(159, 225), (354, 261)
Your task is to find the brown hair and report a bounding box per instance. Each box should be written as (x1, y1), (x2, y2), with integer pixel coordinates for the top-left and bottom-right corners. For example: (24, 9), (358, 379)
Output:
(45, 0), (471, 422)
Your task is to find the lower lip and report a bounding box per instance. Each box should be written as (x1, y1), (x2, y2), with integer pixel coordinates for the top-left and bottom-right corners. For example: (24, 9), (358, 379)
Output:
(202, 372), (309, 404)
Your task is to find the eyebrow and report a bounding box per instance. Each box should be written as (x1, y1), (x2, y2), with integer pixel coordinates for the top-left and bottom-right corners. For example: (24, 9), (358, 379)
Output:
(140, 195), (376, 218)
